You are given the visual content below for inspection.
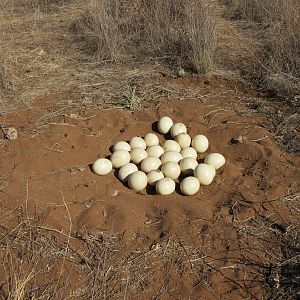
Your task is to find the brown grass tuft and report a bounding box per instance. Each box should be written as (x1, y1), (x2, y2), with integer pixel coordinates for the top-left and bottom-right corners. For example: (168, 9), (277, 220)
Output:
(0, 59), (17, 93)
(73, 0), (300, 97)
(226, 0), (300, 98)
(0, 0), (62, 12)
(235, 216), (300, 300)
(72, 0), (223, 73)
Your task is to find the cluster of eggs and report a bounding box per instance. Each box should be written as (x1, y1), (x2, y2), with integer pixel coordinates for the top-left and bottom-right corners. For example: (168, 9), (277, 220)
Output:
(92, 116), (225, 196)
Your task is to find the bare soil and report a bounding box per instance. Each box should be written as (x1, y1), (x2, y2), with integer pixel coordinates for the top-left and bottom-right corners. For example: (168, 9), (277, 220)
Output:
(0, 74), (299, 299)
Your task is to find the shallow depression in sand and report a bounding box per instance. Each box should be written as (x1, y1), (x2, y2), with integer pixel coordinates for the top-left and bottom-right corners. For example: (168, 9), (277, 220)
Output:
(0, 98), (298, 239)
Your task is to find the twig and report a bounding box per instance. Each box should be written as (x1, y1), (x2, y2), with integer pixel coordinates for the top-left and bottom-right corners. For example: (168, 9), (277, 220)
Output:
(248, 136), (269, 142)
(54, 189), (72, 297)
(42, 143), (63, 153)
(178, 240), (193, 271)
(36, 225), (75, 239)
(204, 108), (232, 118)
(123, 275), (129, 300)
(81, 82), (107, 88)
(48, 122), (76, 127)
(25, 180), (30, 224)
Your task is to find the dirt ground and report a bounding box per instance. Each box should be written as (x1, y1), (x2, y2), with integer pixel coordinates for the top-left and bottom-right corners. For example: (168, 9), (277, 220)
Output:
(0, 2), (299, 299)
(0, 74), (299, 299)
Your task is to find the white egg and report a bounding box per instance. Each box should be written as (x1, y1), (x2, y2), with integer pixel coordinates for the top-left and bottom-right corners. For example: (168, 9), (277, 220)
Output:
(161, 161), (181, 180)
(130, 148), (148, 164)
(156, 178), (176, 195)
(113, 141), (131, 152)
(118, 163), (138, 182)
(147, 170), (164, 186)
(205, 153), (226, 170)
(110, 150), (131, 168)
(157, 116), (173, 134)
(194, 163), (216, 185)
(146, 145), (164, 158)
(180, 157), (198, 175)
(162, 140), (181, 152)
(192, 135), (209, 153)
(175, 133), (191, 149)
(92, 158), (112, 175)
(180, 176), (200, 196)
(128, 171), (148, 191)
(180, 147), (198, 159)
(130, 136), (146, 149)
(144, 133), (159, 147)
(161, 151), (183, 164)
(170, 123), (187, 138)
(140, 157), (162, 173)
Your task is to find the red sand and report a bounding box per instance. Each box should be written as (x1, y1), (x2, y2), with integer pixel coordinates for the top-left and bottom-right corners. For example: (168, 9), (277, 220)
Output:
(0, 76), (299, 299)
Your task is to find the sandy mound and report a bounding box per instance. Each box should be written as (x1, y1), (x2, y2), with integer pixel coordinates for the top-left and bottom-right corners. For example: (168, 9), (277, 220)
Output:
(0, 84), (299, 298)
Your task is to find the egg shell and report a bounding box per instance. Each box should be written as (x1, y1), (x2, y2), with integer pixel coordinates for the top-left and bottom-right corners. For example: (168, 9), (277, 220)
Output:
(130, 148), (148, 164)
(146, 145), (164, 158)
(130, 136), (146, 149)
(175, 133), (191, 149)
(180, 147), (198, 159)
(140, 157), (162, 173)
(144, 133), (159, 147)
(163, 140), (181, 152)
(147, 170), (164, 186)
(128, 171), (148, 191)
(180, 157), (198, 175)
(161, 151), (183, 164)
(192, 135), (209, 153)
(180, 176), (200, 196)
(157, 116), (173, 134)
(161, 161), (181, 180)
(92, 158), (112, 175)
(194, 163), (216, 185)
(118, 163), (138, 182)
(204, 153), (225, 170)
(156, 178), (176, 195)
(110, 150), (131, 168)
(113, 141), (131, 152)
(170, 123), (187, 138)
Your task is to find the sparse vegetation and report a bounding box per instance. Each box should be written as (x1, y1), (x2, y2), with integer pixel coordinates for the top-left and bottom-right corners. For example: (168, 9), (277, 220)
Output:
(0, 0), (299, 299)
(0, 0), (60, 12)
(73, 0), (220, 73)
(1, 196), (299, 299)
(73, 0), (300, 97)
(0, 58), (19, 113)
(0, 207), (213, 299)
(225, 0), (300, 98)
(235, 216), (300, 300)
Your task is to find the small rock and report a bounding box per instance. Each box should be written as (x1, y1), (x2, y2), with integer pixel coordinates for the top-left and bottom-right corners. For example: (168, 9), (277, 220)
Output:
(5, 127), (18, 140)
(37, 48), (45, 56)
(111, 190), (119, 197)
(69, 113), (80, 119)
(84, 200), (93, 208)
(229, 135), (245, 145)
(175, 67), (185, 77)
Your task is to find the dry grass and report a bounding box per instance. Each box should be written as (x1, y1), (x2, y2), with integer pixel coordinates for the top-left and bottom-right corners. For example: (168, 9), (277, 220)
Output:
(246, 97), (300, 153)
(226, 0), (300, 98)
(73, 0), (300, 97)
(0, 0), (62, 12)
(0, 60), (17, 93)
(72, 0), (129, 62)
(0, 58), (19, 114)
(0, 193), (299, 299)
(235, 216), (300, 300)
(73, 0), (222, 73)
(0, 213), (214, 299)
